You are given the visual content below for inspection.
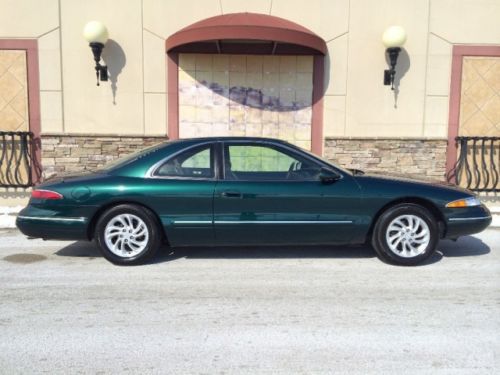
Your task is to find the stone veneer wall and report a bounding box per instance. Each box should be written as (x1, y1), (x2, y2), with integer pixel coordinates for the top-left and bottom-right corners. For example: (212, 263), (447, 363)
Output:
(41, 135), (167, 177)
(40, 135), (448, 181)
(324, 138), (448, 180)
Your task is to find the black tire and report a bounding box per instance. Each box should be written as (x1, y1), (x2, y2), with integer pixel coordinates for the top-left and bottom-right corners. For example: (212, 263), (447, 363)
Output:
(371, 203), (439, 266)
(95, 204), (161, 265)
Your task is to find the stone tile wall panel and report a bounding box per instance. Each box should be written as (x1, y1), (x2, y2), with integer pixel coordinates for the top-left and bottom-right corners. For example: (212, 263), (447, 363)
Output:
(324, 138), (447, 180)
(41, 135), (166, 178)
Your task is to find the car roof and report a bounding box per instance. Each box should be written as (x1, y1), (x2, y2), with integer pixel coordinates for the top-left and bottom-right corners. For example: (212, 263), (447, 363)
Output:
(104, 136), (303, 177)
(176, 136), (289, 144)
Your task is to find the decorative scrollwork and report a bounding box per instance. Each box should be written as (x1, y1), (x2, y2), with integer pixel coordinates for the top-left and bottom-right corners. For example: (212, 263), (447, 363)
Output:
(447, 136), (500, 192)
(0, 131), (38, 188)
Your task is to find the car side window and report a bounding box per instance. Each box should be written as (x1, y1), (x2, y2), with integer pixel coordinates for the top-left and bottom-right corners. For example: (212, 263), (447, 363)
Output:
(224, 144), (321, 181)
(155, 145), (214, 178)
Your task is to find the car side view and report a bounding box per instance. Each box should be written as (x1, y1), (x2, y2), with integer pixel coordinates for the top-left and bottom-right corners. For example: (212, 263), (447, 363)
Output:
(16, 137), (491, 266)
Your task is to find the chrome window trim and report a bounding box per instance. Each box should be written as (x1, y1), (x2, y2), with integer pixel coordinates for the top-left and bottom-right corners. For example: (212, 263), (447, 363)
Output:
(17, 215), (87, 222)
(144, 139), (346, 182)
(145, 141), (218, 181)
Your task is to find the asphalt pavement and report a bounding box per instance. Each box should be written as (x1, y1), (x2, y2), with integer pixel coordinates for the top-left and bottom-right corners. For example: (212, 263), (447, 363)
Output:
(0, 229), (499, 374)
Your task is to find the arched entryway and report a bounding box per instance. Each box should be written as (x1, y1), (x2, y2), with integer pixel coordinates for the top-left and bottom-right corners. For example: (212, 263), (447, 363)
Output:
(165, 13), (327, 155)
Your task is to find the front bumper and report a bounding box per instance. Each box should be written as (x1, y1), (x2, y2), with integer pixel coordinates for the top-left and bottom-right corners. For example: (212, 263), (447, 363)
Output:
(444, 204), (492, 238)
(16, 205), (90, 240)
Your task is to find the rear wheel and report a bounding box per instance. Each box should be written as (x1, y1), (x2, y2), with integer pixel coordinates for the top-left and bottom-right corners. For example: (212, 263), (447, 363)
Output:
(95, 204), (161, 265)
(371, 203), (439, 266)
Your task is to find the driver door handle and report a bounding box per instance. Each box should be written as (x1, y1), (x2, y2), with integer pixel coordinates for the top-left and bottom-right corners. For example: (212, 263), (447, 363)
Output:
(221, 190), (242, 198)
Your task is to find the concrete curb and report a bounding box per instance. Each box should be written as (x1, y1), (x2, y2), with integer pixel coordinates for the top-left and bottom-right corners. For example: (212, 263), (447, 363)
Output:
(489, 206), (500, 228)
(0, 206), (23, 229)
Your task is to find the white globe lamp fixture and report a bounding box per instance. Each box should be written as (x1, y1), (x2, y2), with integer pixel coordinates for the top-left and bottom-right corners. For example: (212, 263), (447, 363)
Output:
(83, 21), (109, 86)
(382, 26), (407, 90)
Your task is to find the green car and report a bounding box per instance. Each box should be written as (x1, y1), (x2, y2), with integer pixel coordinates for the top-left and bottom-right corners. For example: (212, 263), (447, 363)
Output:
(16, 137), (491, 266)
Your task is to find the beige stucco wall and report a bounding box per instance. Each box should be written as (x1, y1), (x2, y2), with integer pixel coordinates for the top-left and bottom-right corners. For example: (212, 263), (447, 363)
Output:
(1, 0), (500, 141)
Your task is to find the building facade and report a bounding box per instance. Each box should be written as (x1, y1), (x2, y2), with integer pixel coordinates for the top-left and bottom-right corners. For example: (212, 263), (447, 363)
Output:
(0, 0), (499, 207)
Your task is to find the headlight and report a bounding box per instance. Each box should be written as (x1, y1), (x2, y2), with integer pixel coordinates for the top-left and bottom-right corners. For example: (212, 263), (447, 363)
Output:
(445, 196), (481, 208)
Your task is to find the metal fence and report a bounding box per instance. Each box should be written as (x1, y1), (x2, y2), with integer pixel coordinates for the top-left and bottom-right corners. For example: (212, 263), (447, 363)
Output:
(446, 136), (500, 192)
(0, 131), (38, 188)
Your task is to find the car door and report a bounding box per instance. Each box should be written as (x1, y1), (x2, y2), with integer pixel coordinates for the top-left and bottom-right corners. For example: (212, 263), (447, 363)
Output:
(213, 141), (363, 245)
(144, 142), (218, 246)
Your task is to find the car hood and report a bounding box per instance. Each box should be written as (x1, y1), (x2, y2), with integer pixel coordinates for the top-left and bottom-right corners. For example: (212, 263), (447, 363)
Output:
(357, 172), (472, 194)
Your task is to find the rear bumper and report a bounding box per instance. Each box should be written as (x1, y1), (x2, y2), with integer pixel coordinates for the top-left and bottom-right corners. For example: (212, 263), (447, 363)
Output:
(444, 204), (492, 238)
(16, 206), (89, 240)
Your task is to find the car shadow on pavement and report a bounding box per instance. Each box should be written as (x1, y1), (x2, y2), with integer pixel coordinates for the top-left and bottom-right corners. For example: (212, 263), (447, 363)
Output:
(54, 241), (376, 263)
(421, 236), (491, 265)
(55, 234), (491, 266)
(437, 236), (491, 257)
(55, 241), (102, 258)
(158, 244), (376, 263)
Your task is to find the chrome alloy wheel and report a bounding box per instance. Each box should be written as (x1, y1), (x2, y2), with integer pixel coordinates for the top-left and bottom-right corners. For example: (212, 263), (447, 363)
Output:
(104, 214), (149, 258)
(385, 214), (430, 258)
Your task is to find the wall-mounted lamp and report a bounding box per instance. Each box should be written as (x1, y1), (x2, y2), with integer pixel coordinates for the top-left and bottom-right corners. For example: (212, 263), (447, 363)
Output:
(382, 26), (407, 90)
(83, 21), (109, 86)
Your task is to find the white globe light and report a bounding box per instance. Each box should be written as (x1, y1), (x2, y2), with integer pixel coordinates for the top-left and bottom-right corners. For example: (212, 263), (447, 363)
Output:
(83, 21), (109, 44)
(382, 26), (407, 48)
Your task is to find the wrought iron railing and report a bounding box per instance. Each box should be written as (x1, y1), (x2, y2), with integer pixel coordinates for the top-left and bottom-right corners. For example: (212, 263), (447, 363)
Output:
(447, 136), (500, 192)
(0, 131), (38, 188)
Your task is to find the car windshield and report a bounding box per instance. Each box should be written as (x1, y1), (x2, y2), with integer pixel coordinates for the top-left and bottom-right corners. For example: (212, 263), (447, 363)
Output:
(97, 143), (167, 171)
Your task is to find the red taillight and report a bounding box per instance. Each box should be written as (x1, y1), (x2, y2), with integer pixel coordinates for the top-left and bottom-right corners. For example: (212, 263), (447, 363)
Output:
(31, 189), (63, 200)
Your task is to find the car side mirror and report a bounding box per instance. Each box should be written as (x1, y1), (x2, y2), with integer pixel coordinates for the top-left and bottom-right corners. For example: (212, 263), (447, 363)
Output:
(319, 168), (341, 184)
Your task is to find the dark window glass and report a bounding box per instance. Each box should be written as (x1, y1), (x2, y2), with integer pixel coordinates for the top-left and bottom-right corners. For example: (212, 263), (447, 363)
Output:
(155, 145), (214, 178)
(224, 144), (321, 181)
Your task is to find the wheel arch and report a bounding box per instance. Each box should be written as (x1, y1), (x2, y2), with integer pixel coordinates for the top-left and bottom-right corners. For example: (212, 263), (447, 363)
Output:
(86, 200), (168, 244)
(366, 197), (447, 241)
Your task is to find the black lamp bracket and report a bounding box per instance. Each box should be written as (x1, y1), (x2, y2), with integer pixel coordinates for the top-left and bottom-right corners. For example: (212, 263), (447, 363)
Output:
(384, 47), (401, 90)
(89, 42), (108, 86)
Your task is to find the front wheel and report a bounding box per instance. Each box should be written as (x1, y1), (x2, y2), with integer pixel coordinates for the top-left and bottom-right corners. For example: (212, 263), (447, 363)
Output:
(371, 204), (439, 266)
(95, 204), (161, 265)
